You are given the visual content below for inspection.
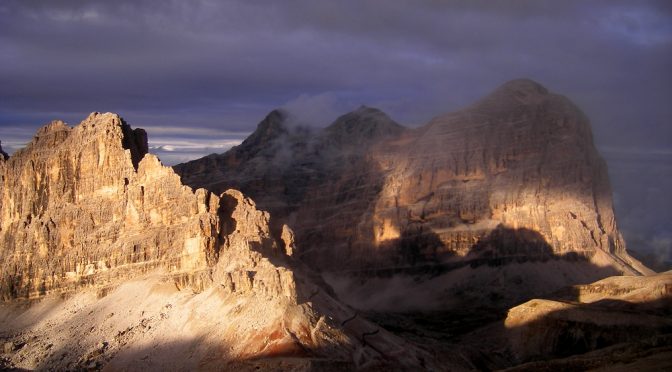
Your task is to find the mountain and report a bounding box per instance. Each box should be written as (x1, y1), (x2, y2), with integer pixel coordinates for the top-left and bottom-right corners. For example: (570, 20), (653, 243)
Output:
(0, 113), (436, 370)
(175, 79), (651, 311)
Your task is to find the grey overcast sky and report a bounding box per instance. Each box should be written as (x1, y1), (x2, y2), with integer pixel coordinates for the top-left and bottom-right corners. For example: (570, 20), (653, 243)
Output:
(0, 0), (670, 261)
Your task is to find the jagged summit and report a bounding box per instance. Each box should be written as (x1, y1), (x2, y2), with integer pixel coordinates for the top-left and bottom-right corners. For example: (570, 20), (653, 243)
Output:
(240, 109), (289, 148)
(11, 112), (148, 170)
(0, 113), (184, 300)
(35, 119), (69, 136)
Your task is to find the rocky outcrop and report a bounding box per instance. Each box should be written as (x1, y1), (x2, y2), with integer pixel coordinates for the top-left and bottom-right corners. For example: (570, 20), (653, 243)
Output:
(441, 271), (672, 371)
(501, 271), (672, 367)
(175, 79), (651, 310)
(0, 113), (437, 370)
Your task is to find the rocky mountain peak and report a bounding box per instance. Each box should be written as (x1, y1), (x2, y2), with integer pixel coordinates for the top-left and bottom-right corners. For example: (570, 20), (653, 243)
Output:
(240, 109), (289, 149)
(85, 112), (149, 168)
(323, 105), (404, 148)
(30, 120), (72, 149)
(35, 120), (69, 136)
(497, 78), (549, 95)
(476, 78), (551, 108)
(327, 105), (401, 132)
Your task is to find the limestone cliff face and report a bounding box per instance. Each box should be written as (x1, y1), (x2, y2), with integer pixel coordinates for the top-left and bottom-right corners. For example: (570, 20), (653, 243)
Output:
(175, 79), (648, 279)
(0, 110), (302, 308)
(0, 113), (435, 369)
(370, 79), (646, 273)
(0, 113), (221, 299)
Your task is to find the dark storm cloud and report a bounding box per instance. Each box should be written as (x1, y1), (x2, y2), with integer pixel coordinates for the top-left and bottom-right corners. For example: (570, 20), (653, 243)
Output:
(1, 1), (670, 259)
(1, 1), (670, 130)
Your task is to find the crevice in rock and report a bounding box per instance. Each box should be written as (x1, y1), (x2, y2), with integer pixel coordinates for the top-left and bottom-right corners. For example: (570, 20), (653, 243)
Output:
(120, 118), (148, 171)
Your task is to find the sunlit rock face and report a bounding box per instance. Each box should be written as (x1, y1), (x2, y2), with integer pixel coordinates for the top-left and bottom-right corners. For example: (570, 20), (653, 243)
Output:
(175, 79), (650, 280)
(0, 113), (219, 299)
(0, 113), (436, 370)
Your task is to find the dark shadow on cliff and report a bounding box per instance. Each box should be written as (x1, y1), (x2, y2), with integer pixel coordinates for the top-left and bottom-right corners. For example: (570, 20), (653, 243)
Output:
(169, 107), (652, 369)
(209, 181), (634, 361)
(341, 225), (620, 303)
(172, 108), (405, 273)
(466, 224), (611, 267)
(120, 117), (148, 171)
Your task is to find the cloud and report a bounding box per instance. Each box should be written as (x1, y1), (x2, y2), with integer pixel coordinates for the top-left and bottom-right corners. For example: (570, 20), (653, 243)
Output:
(281, 92), (351, 127)
(1, 1), (670, 133)
(143, 126), (248, 166)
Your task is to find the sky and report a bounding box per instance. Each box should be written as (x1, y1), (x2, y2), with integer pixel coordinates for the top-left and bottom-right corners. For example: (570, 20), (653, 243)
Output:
(0, 0), (670, 261)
